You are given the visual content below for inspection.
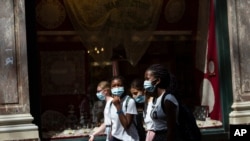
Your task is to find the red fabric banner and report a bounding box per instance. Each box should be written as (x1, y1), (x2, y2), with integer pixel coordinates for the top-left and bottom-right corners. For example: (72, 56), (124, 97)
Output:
(204, 0), (221, 120)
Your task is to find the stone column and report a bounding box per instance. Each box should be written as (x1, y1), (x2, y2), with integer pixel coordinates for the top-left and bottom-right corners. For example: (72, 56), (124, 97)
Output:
(227, 0), (250, 124)
(0, 0), (39, 140)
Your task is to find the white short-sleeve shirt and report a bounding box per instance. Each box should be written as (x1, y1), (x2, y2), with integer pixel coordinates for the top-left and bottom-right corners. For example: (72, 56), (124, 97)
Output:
(150, 93), (179, 131)
(144, 100), (154, 131)
(110, 95), (139, 141)
(104, 99), (113, 126)
(104, 98), (113, 141)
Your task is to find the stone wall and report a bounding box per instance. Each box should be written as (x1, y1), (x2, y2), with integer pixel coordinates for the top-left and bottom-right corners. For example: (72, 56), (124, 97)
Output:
(0, 0), (39, 140)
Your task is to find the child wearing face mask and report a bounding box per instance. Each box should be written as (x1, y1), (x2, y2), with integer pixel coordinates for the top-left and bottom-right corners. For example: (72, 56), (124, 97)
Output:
(109, 76), (139, 141)
(130, 78), (155, 141)
(144, 64), (179, 141)
(89, 81), (113, 141)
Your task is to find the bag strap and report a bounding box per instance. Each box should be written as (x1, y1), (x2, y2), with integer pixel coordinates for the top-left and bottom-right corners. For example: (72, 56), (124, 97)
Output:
(161, 92), (168, 115)
(125, 96), (139, 128)
(109, 95), (131, 112)
(125, 96), (131, 112)
(152, 92), (169, 115)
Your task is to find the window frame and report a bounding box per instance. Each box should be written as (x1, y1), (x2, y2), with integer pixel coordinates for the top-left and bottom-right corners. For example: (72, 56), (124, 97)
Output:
(200, 0), (232, 138)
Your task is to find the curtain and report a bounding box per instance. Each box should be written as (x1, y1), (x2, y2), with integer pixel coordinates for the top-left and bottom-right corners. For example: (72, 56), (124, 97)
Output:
(63, 0), (163, 66)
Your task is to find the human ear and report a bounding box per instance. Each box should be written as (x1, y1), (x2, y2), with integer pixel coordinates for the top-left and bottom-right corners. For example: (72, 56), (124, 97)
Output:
(155, 78), (161, 85)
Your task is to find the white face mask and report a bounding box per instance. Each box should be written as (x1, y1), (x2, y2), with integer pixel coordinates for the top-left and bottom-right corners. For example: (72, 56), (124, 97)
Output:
(111, 87), (124, 97)
(96, 92), (105, 101)
(144, 80), (156, 92)
(134, 95), (145, 103)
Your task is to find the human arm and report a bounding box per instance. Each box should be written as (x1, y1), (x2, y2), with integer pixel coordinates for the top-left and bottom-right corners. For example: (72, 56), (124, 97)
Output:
(164, 100), (177, 141)
(88, 122), (105, 141)
(112, 96), (136, 129)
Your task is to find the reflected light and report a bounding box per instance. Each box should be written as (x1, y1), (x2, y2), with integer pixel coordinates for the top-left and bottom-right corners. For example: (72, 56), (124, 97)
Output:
(91, 61), (112, 66)
(88, 47), (104, 55)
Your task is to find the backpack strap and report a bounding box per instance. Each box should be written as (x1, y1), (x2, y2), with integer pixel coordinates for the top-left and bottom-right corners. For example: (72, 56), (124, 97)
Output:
(152, 93), (168, 113)
(152, 92), (169, 114)
(109, 98), (113, 111)
(125, 96), (131, 112)
(124, 96), (139, 127)
(152, 93), (166, 114)
(161, 92), (168, 115)
(109, 95), (131, 112)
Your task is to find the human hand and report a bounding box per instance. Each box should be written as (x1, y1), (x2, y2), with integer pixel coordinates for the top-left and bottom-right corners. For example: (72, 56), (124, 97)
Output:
(88, 135), (94, 141)
(112, 96), (121, 109)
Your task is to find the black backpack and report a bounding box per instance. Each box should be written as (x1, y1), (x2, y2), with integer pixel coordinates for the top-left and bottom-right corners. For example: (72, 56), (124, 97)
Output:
(160, 93), (201, 141)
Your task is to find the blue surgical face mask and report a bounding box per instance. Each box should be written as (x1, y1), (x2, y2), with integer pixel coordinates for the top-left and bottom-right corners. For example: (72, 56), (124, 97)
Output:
(144, 80), (155, 92)
(135, 95), (145, 103)
(111, 87), (124, 97)
(96, 92), (105, 101)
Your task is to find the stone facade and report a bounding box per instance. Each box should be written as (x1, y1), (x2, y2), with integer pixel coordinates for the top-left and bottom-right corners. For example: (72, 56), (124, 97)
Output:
(227, 0), (250, 124)
(0, 0), (39, 140)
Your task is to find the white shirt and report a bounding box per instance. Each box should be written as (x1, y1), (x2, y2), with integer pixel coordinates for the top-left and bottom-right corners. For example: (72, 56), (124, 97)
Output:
(104, 99), (113, 126)
(104, 98), (113, 141)
(150, 93), (179, 131)
(144, 101), (154, 130)
(110, 95), (139, 141)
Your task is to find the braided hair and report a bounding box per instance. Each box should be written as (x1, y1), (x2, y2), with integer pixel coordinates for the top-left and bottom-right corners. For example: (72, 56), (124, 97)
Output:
(146, 64), (170, 89)
(168, 74), (178, 94)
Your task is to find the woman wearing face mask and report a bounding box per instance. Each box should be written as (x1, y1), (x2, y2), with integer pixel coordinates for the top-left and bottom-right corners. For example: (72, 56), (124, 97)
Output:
(89, 81), (113, 141)
(144, 64), (179, 141)
(110, 76), (139, 141)
(130, 78), (155, 141)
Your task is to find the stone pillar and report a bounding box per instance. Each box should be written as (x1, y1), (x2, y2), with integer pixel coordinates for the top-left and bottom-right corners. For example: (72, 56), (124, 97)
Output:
(0, 0), (39, 140)
(112, 61), (119, 76)
(227, 0), (250, 124)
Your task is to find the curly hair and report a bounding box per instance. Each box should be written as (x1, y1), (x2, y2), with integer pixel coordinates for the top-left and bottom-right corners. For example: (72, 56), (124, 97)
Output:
(110, 75), (127, 87)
